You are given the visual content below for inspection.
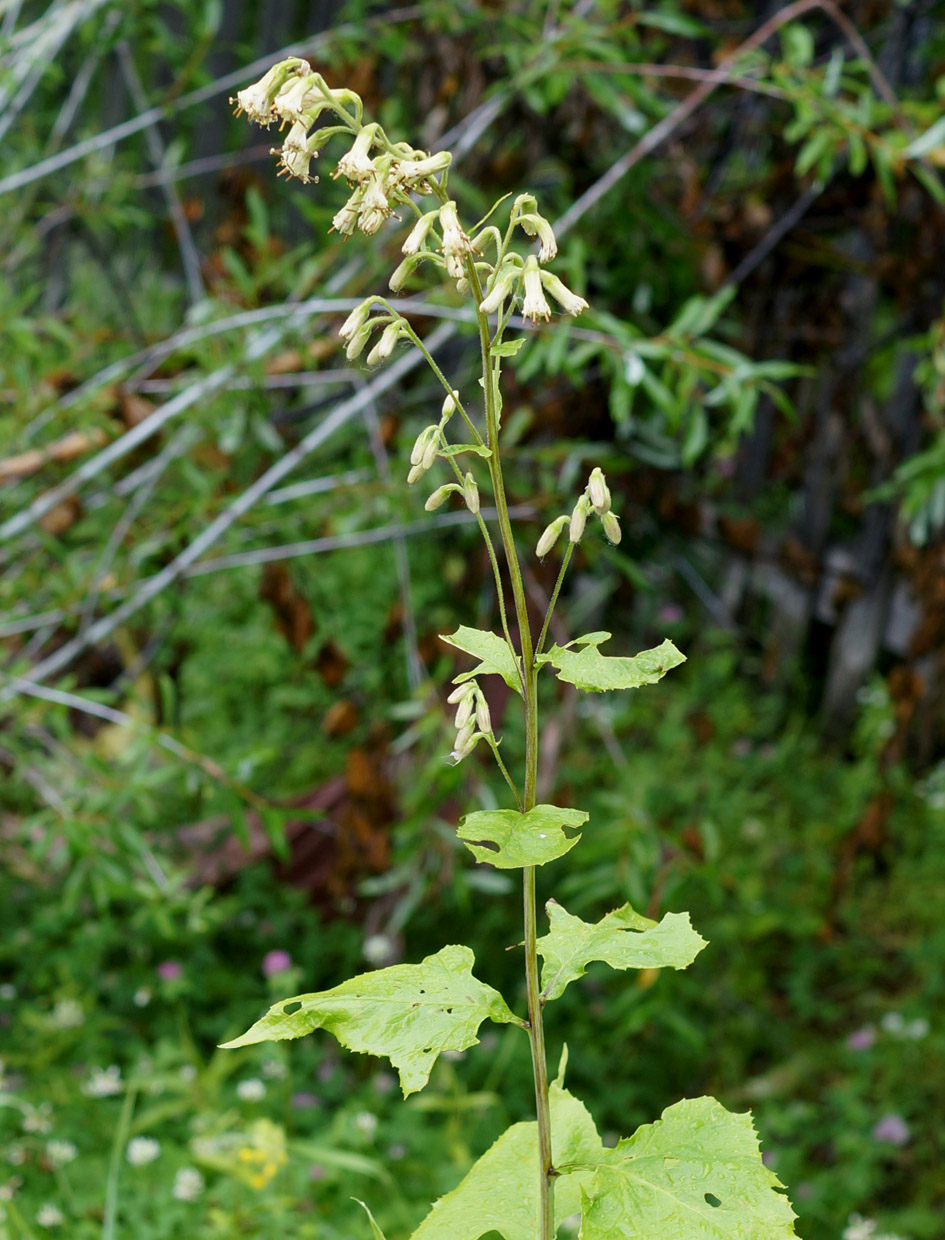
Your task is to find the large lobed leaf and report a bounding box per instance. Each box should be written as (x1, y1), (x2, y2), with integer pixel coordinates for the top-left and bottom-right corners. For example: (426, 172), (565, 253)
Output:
(219, 945), (523, 1096)
(440, 626), (523, 694)
(409, 1075), (601, 1240)
(459, 805), (589, 869)
(536, 633), (685, 692)
(538, 900), (707, 1001)
(576, 1096), (797, 1240)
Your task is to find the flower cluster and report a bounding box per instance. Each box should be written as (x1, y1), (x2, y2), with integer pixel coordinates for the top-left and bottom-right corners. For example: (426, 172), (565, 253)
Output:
(447, 679), (493, 763)
(536, 467), (621, 558)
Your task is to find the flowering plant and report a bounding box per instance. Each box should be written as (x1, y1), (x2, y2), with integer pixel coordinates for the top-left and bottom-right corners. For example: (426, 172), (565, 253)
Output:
(224, 57), (797, 1240)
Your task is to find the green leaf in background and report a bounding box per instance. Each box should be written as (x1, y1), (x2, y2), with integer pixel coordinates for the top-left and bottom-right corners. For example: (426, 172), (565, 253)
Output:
(409, 1074), (602, 1240)
(219, 945), (523, 1096)
(575, 1096), (797, 1240)
(537, 634), (685, 692)
(537, 900), (708, 1002)
(355, 1199), (389, 1240)
(440, 626), (523, 694)
(458, 805), (590, 869)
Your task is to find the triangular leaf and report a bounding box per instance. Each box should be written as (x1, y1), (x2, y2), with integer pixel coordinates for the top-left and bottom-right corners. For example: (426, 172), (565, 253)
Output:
(440, 626), (523, 694)
(574, 1096), (796, 1239)
(538, 900), (708, 1001)
(410, 1079), (602, 1240)
(219, 945), (523, 1097)
(537, 634), (684, 692)
(459, 805), (589, 869)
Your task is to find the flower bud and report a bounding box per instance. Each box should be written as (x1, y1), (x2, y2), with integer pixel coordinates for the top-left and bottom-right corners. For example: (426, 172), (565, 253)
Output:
(588, 467), (610, 514)
(569, 499), (588, 544)
(407, 463), (426, 485)
(424, 484), (457, 512)
(463, 472), (480, 514)
(535, 515), (569, 558)
(389, 254), (422, 292)
(475, 694), (492, 735)
(344, 322), (374, 361)
(447, 680), (475, 705)
(420, 433), (439, 471)
(366, 321), (400, 366)
(454, 694), (475, 730)
(339, 300), (371, 342)
(402, 209), (439, 256)
(441, 389), (459, 418)
(454, 720), (476, 754)
(601, 511), (622, 545)
(410, 426), (437, 466)
(539, 270), (589, 318)
(479, 263), (520, 315)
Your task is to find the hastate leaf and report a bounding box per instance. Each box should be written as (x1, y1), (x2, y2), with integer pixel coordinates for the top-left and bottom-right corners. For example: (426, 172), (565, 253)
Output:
(409, 1078), (602, 1240)
(538, 900), (708, 1001)
(459, 805), (589, 869)
(219, 945), (522, 1097)
(536, 634), (685, 692)
(575, 1096), (797, 1240)
(440, 626), (523, 695)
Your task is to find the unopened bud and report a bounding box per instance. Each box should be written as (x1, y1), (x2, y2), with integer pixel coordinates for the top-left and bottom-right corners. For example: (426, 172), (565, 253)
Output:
(339, 301), (371, 342)
(441, 390), (459, 418)
(407, 463), (425, 485)
(601, 511), (622, 545)
(535, 515), (569, 559)
(447, 680), (475, 705)
(463, 473), (480, 514)
(588, 467), (610, 514)
(410, 426), (435, 467)
(425, 484), (456, 512)
(345, 322), (375, 361)
(389, 254), (421, 292)
(569, 499), (588, 544)
(421, 433), (439, 471)
(454, 720), (476, 755)
(454, 695), (475, 730)
(366, 321), (401, 366)
(475, 694), (492, 735)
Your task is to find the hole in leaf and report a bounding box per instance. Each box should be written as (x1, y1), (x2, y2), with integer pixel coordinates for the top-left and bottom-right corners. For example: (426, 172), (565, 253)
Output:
(283, 1001), (302, 1015)
(468, 838), (500, 852)
(704, 1193), (721, 1208)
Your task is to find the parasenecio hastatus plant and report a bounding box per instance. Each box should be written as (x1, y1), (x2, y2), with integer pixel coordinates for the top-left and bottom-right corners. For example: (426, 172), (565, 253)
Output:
(223, 57), (797, 1240)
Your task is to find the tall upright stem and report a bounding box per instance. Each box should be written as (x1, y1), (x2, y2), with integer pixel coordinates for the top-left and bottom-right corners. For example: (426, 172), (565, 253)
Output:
(467, 257), (554, 1240)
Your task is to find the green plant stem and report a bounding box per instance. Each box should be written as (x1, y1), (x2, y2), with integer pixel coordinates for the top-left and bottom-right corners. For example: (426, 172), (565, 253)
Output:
(536, 542), (574, 658)
(103, 1085), (138, 1240)
(467, 254), (554, 1240)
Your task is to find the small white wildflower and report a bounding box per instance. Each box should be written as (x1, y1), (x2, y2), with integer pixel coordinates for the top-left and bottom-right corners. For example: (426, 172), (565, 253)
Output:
(843, 1215), (877, 1240)
(358, 171), (392, 236)
(438, 200), (473, 280)
(261, 1058), (288, 1080)
(390, 150), (450, 194)
(0, 984), (17, 1000)
(276, 120), (321, 183)
(133, 988), (151, 1008)
(271, 73), (323, 126)
(172, 1166), (205, 1202)
(35, 1202), (64, 1228)
(536, 515), (569, 559)
(353, 1110), (378, 1136)
(363, 934), (394, 966)
(178, 1064), (197, 1082)
(0, 1176), (20, 1201)
(881, 1012), (905, 1036)
(540, 270), (589, 317)
(51, 999), (83, 1030)
(82, 1065), (122, 1098)
(332, 185), (365, 236)
(521, 257), (551, 323)
(335, 126), (378, 183)
(45, 1141), (77, 1167)
(5, 1145), (26, 1166)
(517, 211), (557, 262)
(126, 1137), (160, 1166)
(232, 59), (307, 125)
(236, 1078), (266, 1102)
(23, 1104), (52, 1135)
(402, 208), (439, 256)
(906, 1017), (929, 1039)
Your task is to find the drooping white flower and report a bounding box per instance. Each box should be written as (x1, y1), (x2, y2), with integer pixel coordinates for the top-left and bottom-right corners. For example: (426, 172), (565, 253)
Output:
(277, 120), (320, 183)
(335, 126), (378, 183)
(389, 150), (451, 194)
(521, 257), (551, 324)
(438, 201), (473, 280)
(539, 270), (588, 318)
(478, 263), (520, 315)
(271, 74), (318, 126)
(535, 515), (569, 559)
(367, 321), (403, 367)
(517, 212), (557, 262)
(332, 186), (365, 236)
(339, 300), (372, 342)
(233, 59), (308, 125)
(601, 511), (621, 545)
(358, 172), (392, 235)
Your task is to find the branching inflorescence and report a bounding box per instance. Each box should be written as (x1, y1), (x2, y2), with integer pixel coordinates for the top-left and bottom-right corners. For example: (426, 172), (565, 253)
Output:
(224, 58), (798, 1240)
